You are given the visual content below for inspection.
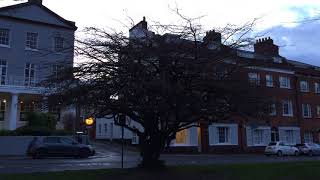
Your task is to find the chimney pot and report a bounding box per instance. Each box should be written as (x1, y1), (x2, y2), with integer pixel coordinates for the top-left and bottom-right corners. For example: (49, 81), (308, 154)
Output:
(28, 0), (43, 5)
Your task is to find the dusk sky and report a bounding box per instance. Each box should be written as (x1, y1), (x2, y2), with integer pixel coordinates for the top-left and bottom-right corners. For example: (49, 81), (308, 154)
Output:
(1, 0), (319, 65)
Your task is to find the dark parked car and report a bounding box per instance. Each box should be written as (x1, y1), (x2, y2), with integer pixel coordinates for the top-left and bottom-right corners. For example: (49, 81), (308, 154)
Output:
(27, 136), (95, 159)
(295, 143), (320, 156)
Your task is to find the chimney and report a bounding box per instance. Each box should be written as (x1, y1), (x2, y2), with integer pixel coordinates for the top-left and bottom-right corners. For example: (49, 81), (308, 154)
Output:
(254, 37), (279, 56)
(28, 0), (43, 5)
(203, 30), (221, 44)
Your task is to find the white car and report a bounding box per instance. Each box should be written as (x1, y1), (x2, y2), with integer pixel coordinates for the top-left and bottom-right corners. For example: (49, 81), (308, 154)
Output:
(265, 142), (299, 156)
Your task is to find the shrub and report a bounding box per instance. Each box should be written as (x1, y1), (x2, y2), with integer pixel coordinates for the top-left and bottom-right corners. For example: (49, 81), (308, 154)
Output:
(26, 112), (57, 130)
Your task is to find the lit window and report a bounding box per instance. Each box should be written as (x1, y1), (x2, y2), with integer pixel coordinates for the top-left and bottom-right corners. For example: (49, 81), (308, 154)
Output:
(300, 81), (309, 92)
(279, 76), (291, 89)
(24, 63), (36, 86)
(26, 32), (38, 50)
(176, 129), (188, 144)
(266, 74), (273, 87)
(282, 100), (293, 117)
(218, 127), (229, 143)
(54, 37), (64, 52)
(304, 132), (313, 143)
(0, 29), (9, 46)
(302, 104), (312, 118)
(315, 83), (320, 94)
(248, 73), (260, 86)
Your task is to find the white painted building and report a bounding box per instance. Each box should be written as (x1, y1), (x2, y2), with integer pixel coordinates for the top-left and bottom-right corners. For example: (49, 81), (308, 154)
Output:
(0, 0), (76, 130)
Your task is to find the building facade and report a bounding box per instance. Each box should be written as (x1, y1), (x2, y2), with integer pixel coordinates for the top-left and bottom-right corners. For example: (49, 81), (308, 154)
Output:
(93, 18), (320, 153)
(0, 0), (76, 130)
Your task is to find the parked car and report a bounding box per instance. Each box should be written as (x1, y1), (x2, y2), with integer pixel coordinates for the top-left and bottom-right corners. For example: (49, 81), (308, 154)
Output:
(295, 143), (320, 156)
(27, 136), (95, 159)
(265, 142), (299, 156)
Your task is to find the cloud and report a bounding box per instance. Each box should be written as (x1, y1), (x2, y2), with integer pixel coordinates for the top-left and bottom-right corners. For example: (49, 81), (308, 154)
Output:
(259, 20), (320, 66)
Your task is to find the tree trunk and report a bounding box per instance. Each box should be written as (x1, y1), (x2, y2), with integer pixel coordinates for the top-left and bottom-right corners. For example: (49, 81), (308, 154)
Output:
(139, 133), (166, 169)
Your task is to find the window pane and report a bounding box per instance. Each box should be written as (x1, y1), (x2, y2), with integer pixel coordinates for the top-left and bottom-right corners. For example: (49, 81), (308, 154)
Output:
(0, 29), (9, 46)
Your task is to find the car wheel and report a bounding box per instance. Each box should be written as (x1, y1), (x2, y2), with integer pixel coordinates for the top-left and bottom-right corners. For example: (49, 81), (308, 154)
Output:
(79, 148), (90, 158)
(308, 151), (313, 157)
(33, 149), (47, 159)
(294, 151), (299, 156)
(277, 151), (283, 157)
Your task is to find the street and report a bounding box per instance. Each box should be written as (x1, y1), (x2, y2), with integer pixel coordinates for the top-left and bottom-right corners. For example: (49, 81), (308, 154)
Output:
(1, 142), (320, 174)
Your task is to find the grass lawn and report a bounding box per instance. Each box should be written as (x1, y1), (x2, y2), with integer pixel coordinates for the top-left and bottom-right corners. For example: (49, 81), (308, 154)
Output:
(2, 161), (320, 180)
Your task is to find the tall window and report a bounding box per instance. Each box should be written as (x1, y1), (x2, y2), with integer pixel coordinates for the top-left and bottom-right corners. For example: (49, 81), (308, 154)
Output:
(26, 32), (38, 50)
(266, 74), (273, 87)
(304, 132), (313, 143)
(0, 60), (7, 85)
(54, 37), (64, 52)
(282, 100), (293, 117)
(98, 124), (102, 134)
(302, 104), (312, 118)
(279, 76), (291, 89)
(176, 129), (188, 144)
(0, 100), (6, 121)
(0, 28), (9, 46)
(300, 81), (309, 92)
(317, 106), (320, 118)
(248, 73), (260, 86)
(269, 103), (276, 116)
(104, 123), (108, 134)
(315, 83), (320, 94)
(253, 129), (264, 145)
(24, 63), (36, 86)
(218, 127), (229, 143)
(285, 130), (294, 145)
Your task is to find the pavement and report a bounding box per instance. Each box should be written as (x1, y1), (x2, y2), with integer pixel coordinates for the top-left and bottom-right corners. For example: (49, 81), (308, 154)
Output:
(0, 142), (320, 174)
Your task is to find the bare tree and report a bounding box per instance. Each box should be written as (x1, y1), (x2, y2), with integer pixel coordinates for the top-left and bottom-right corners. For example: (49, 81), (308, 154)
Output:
(44, 13), (270, 168)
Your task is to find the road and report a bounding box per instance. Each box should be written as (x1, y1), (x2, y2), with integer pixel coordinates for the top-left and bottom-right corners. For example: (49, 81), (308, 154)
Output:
(0, 142), (320, 174)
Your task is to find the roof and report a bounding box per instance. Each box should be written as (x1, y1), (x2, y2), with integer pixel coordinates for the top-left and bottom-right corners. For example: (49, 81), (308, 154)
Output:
(0, 1), (77, 30)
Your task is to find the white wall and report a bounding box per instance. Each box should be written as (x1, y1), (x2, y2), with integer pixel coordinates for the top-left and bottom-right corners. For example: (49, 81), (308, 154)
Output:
(95, 117), (143, 144)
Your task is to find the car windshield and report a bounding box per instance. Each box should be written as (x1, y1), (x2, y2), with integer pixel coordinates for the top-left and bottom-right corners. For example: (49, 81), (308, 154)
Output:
(61, 137), (77, 145)
(268, 142), (277, 146)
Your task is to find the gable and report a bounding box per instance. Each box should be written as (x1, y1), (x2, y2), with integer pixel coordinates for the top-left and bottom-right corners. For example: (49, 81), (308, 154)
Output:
(0, 3), (76, 30)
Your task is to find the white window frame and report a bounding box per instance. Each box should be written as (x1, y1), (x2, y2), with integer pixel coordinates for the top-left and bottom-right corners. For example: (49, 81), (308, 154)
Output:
(253, 129), (264, 145)
(282, 100), (293, 117)
(248, 72), (260, 86)
(300, 81), (309, 92)
(0, 60), (7, 85)
(317, 105), (320, 118)
(266, 74), (273, 87)
(315, 83), (320, 94)
(0, 28), (10, 47)
(25, 32), (38, 50)
(279, 76), (291, 89)
(269, 103), (276, 116)
(304, 132), (313, 143)
(302, 104), (312, 118)
(217, 127), (230, 144)
(54, 36), (64, 52)
(284, 130), (294, 145)
(24, 63), (36, 86)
